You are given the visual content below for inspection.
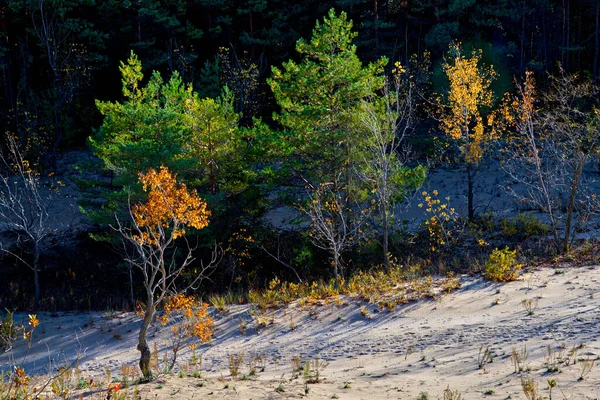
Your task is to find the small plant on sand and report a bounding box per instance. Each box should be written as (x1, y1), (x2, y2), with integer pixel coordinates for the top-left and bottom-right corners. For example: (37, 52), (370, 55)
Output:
(303, 357), (329, 384)
(209, 294), (230, 313)
(228, 352), (244, 378)
(521, 377), (542, 400)
(485, 247), (522, 282)
(360, 306), (371, 319)
(239, 318), (247, 334)
(521, 298), (538, 315)
(4, 366), (32, 400)
(477, 345), (493, 369)
(511, 345), (528, 373)
(275, 382), (285, 393)
(565, 343), (584, 365)
(443, 386), (462, 400)
(416, 392), (430, 400)
(190, 345), (202, 369)
(158, 294), (214, 370)
(50, 366), (74, 398)
(545, 345), (561, 373)
(578, 358), (595, 381)
(107, 382), (126, 400)
(291, 355), (302, 378)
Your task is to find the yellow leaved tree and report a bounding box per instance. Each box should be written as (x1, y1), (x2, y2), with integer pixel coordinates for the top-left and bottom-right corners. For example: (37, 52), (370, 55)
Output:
(437, 42), (499, 220)
(115, 166), (220, 380)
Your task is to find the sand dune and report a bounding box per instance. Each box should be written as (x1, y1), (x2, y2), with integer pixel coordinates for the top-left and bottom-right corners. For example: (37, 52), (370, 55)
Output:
(2, 265), (599, 399)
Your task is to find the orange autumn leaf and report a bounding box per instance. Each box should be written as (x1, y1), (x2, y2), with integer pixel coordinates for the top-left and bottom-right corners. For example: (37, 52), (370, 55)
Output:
(132, 166), (210, 245)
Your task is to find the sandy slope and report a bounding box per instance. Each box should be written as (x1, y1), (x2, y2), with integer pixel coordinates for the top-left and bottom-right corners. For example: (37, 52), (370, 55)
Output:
(2, 265), (600, 399)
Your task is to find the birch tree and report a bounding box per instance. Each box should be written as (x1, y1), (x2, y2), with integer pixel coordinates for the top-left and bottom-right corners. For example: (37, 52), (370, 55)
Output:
(359, 62), (426, 269)
(437, 42), (499, 221)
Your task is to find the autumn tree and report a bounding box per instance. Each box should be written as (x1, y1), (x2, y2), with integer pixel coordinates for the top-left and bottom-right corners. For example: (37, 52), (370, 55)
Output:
(267, 9), (386, 276)
(114, 166), (219, 379)
(437, 42), (499, 221)
(501, 69), (600, 253)
(359, 62), (426, 269)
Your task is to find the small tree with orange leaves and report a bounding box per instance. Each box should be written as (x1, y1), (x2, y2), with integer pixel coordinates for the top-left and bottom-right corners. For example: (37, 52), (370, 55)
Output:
(158, 293), (214, 371)
(437, 42), (499, 221)
(114, 166), (219, 380)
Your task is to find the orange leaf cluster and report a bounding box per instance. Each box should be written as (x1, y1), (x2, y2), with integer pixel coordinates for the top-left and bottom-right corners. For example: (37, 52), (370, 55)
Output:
(132, 166), (210, 245)
(160, 294), (214, 345)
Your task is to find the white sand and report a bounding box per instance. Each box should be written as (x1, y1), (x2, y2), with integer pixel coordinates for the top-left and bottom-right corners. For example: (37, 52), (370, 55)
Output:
(2, 265), (600, 399)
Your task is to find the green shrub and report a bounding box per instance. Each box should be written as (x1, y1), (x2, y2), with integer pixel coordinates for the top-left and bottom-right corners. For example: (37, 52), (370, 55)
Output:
(208, 294), (230, 313)
(0, 310), (18, 350)
(501, 213), (548, 239)
(485, 247), (522, 282)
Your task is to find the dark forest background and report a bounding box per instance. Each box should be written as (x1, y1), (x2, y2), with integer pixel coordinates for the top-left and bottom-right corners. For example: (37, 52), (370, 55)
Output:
(1, 0), (600, 311)
(1, 0), (599, 150)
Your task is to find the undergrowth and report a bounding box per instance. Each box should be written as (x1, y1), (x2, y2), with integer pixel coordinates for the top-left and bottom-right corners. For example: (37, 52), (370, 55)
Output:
(246, 262), (461, 311)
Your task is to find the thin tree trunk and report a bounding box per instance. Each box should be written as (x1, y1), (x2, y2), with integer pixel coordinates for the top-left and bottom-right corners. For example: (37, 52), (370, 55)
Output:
(594, 0), (599, 80)
(138, 302), (155, 379)
(208, 123), (215, 194)
(520, 0), (526, 75)
(129, 265), (135, 309)
(333, 251), (339, 280)
(543, 8), (549, 72)
(563, 157), (584, 253)
(382, 194), (390, 270)
(467, 162), (474, 221)
(33, 243), (41, 310)
(562, 0), (566, 65)
(566, 0), (570, 70)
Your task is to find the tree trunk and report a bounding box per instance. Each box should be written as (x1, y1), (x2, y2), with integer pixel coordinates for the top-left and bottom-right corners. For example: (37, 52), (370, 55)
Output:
(209, 124), (215, 194)
(566, 0), (570, 70)
(595, 0), (599, 80)
(562, 0), (566, 66)
(467, 162), (474, 221)
(382, 196), (390, 271)
(520, 0), (526, 75)
(138, 302), (155, 380)
(33, 243), (41, 310)
(563, 157), (584, 253)
(333, 251), (339, 280)
(129, 265), (135, 310)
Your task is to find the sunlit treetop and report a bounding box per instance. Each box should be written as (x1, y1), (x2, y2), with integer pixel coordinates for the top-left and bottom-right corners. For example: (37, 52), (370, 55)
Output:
(438, 42), (498, 164)
(132, 166), (210, 246)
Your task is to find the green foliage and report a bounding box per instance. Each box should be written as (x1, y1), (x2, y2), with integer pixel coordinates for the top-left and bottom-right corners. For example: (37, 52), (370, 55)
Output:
(267, 8), (388, 190)
(90, 51), (245, 201)
(485, 247), (522, 282)
(0, 310), (18, 350)
(91, 51), (191, 184)
(501, 213), (549, 240)
(182, 85), (242, 194)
